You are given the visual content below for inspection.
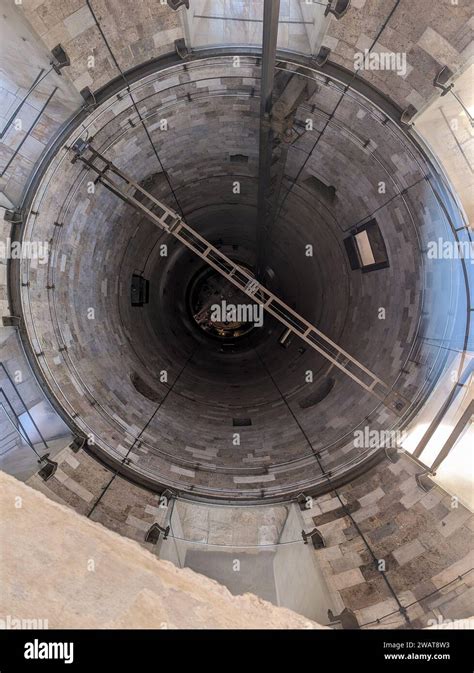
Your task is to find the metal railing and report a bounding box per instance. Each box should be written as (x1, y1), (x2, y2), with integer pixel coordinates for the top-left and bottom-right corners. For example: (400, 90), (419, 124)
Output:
(72, 142), (409, 414)
(0, 362), (48, 456)
(13, 53), (473, 500)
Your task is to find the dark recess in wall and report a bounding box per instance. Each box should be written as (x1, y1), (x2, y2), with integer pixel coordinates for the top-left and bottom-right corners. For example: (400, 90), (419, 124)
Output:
(130, 372), (162, 403)
(230, 154), (249, 163)
(299, 377), (335, 409)
(303, 175), (336, 203)
(233, 417), (252, 426)
(344, 218), (390, 272)
(131, 274), (150, 306)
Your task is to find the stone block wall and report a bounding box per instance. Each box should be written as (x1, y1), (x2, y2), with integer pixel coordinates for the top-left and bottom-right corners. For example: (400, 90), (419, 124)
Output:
(14, 56), (468, 500)
(2, 469), (322, 629)
(17, 0), (473, 116)
(301, 452), (474, 628)
(0, 2), (82, 206)
(26, 445), (474, 628)
(27, 442), (289, 541)
(324, 0), (472, 111)
(28, 443), (171, 545)
(2, 0), (470, 206)
(19, 0), (183, 91)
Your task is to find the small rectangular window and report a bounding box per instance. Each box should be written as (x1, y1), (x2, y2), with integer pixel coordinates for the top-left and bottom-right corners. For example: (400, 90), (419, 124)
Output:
(299, 378), (335, 409)
(230, 154), (249, 163)
(131, 274), (150, 306)
(232, 418), (252, 427)
(354, 230), (376, 266)
(303, 175), (336, 203)
(344, 219), (389, 272)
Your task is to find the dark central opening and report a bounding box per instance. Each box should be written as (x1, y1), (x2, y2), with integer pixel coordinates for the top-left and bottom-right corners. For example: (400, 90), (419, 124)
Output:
(188, 263), (260, 341)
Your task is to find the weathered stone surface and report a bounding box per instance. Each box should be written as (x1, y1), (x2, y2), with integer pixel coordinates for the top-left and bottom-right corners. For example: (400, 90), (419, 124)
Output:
(310, 454), (474, 627)
(392, 539), (425, 566)
(330, 568), (365, 591)
(0, 471), (323, 629)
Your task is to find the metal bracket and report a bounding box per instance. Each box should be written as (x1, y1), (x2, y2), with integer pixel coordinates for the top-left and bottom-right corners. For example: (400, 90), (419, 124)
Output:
(302, 527), (325, 549)
(70, 436), (87, 454)
(38, 454), (58, 481)
(384, 446), (400, 464)
(297, 492), (312, 510)
(80, 86), (98, 110)
(314, 46), (331, 68)
(2, 316), (22, 328)
(327, 608), (360, 629)
(174, 38), (189, 60)
(167, 0), (189, 9)
(433, 66), (454, 97)
(400, 104), (418, 126)
(324, 0), (351, 20)
(416, 471), (435, 493)
(70, 138), (90, 162)
(3, 208), (23, 224)
(160, 488), (175, 501)
(145, 523), (170, 544)
(50, 44), (70, 75)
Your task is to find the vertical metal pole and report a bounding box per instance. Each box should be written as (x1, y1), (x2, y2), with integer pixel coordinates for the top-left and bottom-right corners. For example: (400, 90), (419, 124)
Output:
(431, 400), (473, 473)
(256, 0), (280, 280)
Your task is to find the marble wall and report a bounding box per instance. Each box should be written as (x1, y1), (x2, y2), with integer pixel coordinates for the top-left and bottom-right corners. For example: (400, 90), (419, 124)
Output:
(26, 444), (474, 628)
(301, 452), (474, 628)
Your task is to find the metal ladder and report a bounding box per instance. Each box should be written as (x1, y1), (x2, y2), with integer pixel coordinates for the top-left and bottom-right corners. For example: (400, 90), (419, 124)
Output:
(71, 141), (409, 415)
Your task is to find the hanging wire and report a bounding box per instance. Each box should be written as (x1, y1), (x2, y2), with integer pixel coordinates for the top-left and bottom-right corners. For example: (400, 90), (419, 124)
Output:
(358, 569), (473, 628)
(254, 348), (412, 626)
(87, 348), (197, 518)
(273, 0), (402, 224)
(85, 0), (185, 217)
(76, 0), (468, 630)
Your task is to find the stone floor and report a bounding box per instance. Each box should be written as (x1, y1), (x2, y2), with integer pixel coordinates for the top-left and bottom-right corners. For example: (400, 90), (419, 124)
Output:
(184, 549), (278, 603)
(0, 470), (322, 630)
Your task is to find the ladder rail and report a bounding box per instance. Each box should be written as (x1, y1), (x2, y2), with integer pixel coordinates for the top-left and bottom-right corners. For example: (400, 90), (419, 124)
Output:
(97, 163), (384, 389)
(72, 142), (410, 410)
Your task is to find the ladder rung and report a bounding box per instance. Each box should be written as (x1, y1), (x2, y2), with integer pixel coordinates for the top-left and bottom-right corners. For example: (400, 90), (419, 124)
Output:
(75, 145), (397, 408)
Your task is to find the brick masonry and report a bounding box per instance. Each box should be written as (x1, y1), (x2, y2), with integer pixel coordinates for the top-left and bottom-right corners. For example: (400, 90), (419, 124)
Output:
(27, 446), (474, 628)
(2, 0), (469, 207)
(13, 56), (467, 500)
(302, 452), (473, 628)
